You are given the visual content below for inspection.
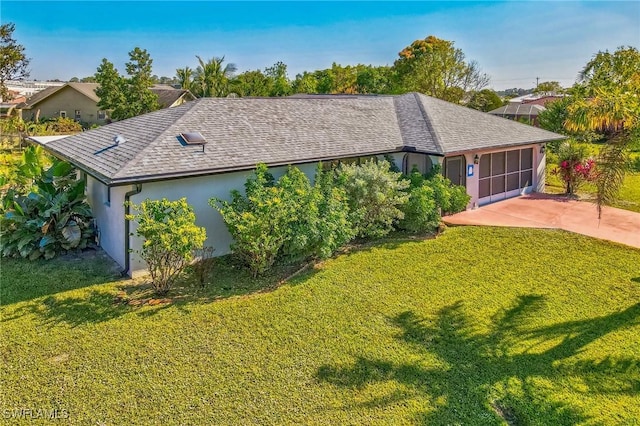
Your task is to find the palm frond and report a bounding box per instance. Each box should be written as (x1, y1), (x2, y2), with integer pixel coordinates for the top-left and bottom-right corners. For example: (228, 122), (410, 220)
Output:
(594, 139), (628, 219)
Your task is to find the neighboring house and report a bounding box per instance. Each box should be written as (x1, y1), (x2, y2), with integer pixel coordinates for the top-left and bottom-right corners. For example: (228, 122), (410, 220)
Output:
(0, 90), (26, 118)
(31, 93), (564, 276)
(18, 83), (109, 125)
(521, 94), (565, 107)
(152, 88), (196, 108)
(491, 92), (566, 126)
(488, 103), (546, 126)
(17, 82), (195, 125)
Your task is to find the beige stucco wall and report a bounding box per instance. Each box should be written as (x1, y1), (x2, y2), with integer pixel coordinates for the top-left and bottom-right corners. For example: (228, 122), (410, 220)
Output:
(23, 86), (108, 125)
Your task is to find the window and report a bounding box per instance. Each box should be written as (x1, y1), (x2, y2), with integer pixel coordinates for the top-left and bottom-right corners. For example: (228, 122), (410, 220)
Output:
(97, 110), (106, 120)
(75, 110), (81, 120)
(59, 110), (67, 118)
(403, 153), (433, 175)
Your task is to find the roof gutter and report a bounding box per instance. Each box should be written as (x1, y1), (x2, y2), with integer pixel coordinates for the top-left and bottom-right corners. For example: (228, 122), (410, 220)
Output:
(122, 184), (142, 277)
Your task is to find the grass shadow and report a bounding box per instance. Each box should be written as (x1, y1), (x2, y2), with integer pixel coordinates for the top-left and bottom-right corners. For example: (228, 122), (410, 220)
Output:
(1, 249), (123, 306)
(317, 296), (640, 424)
(330, 230), (439, 258)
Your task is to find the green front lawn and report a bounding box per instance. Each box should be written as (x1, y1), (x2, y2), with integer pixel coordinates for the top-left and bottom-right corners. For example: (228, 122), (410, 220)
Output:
(1, 227), (639, 424)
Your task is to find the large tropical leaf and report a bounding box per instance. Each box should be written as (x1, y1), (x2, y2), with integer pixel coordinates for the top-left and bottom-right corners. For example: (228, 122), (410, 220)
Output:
(68, 179), (86, 200)
(61, 220), (81, 247)
(39, 234), (57, 248)
(28, 249), (42, 260)
(17, 235), (35, 251)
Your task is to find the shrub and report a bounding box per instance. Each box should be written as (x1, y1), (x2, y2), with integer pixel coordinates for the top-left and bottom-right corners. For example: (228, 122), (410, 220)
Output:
(552, 141), (596, 195)
(127, 198), (206, 295)
(339, 159), (409, 239)
(212, 164), (355, 276)
(399, 170), (439, 233)
(308, 165), (354, 258)
(211, 164), (290, 277)
(1, 160), (94, 260)
(425, 173), (470, 215)
(278, 166), (317, 262)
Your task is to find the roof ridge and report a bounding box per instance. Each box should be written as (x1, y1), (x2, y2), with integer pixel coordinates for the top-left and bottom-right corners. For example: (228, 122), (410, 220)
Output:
(412, 92), (445, 154)
(112, 100), (202, 179)
(20, 85), (65, 108)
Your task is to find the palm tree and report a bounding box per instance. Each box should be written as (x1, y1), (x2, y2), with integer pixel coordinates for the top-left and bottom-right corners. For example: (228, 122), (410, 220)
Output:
(564, 47), (640, 219)
(175, 66), (193, 92)
(192, 56), (237, 97)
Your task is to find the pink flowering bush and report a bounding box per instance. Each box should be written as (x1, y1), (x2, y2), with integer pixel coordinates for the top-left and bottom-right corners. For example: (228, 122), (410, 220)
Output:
(552, 142), (596, 195)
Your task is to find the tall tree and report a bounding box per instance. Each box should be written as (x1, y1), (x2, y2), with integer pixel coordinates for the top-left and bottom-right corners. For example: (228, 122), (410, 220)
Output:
(392, 35), (489, 103)
(466, 89), (503, 112)
(564, 46), (640, 218)
(0, 23), (30, 102)
(292, 71), (318, 94)
(193, 56), (237, 97)
(125, 47), (159, 117)
(534, 81), (563, 93)
(95, 59), (126, 119)
(94, 47), (159, 121)
(264, 61), (292, 96)
(355, 65), (393, 94)
(232, 69), (271, 97)
(176, 66), (193, 92)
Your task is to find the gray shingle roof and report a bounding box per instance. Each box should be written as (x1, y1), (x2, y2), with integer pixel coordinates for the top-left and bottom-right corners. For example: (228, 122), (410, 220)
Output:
(41, 93), (564, 185)
(415, 94), (558, 154)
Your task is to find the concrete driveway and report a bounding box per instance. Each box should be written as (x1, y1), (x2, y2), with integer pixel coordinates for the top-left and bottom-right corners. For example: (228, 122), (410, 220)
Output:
(444, 193), (640, 249)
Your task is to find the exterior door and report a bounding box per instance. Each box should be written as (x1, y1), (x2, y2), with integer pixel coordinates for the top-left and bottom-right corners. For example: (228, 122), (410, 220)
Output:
(478, 148), (534, 205)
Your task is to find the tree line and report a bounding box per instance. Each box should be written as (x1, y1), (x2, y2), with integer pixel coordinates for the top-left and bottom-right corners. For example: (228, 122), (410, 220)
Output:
(91, 35), (496, 120)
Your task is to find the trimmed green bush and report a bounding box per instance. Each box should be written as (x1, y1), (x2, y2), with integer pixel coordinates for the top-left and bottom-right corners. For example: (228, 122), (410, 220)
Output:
(211, 164), (355, 276)
(399, 169), (439, 233)
(308, 165), (354, 259)
(339, 159), (409, 238)
(127, 198), (206, 295)
(211, 164), (292, 277)
(425, 173), (470, 215)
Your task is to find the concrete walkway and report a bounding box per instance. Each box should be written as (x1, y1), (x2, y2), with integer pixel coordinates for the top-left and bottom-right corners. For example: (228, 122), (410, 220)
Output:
(444, 193), (640, 249)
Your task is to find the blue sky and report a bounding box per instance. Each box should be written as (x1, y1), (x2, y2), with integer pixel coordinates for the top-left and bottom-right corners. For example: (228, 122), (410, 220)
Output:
(3, 1), (639, 90)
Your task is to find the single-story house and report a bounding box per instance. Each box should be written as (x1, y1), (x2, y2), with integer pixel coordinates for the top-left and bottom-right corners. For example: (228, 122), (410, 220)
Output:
(18, 82), (195, 125)
(32, 92), (564, 276)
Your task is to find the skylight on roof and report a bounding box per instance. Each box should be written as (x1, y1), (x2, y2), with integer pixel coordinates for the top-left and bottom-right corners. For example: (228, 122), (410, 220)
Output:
(180, 132), (207, 145)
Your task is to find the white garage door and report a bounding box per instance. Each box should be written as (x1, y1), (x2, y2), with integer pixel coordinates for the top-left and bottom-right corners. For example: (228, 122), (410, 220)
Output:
(478, 148), (533, 206)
